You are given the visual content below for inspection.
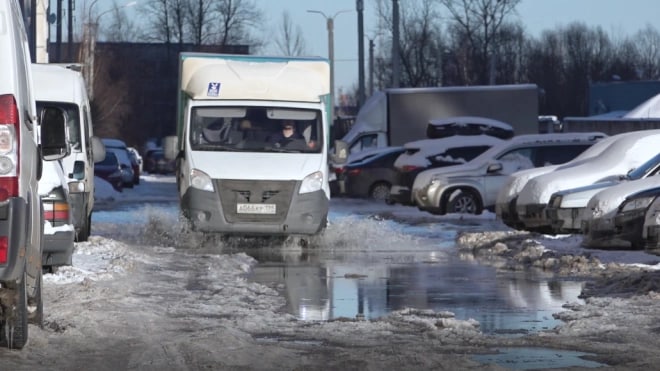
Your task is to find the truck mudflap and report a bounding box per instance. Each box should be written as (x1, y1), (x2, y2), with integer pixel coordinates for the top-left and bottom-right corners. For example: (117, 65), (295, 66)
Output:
(181, 179), (329, 236)
(0, 198), (29, 281)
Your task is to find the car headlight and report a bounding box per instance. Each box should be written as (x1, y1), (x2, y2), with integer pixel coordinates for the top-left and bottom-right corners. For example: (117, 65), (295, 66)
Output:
(190, 169), (214, 192)
(430, 175), (446, 186)
(620, 196), (655, 213)
(550, 194), (562, 208)
(591, 206), (604, 219)
(300, 171), (323, 194)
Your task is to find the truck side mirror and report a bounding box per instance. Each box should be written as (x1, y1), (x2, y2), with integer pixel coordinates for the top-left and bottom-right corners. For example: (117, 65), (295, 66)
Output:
(331, 140), (348, 165)
(40, 106), (70, 161)
(91, 136), (106, 163)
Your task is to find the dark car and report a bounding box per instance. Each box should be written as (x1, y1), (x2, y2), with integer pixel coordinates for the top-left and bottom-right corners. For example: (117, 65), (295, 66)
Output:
(101, 138), (135, 188)
(387, 136), (503, 206)
(343, 146), (406, 201)
(94, 152), (124, 192)
(613, 185), (660, 250)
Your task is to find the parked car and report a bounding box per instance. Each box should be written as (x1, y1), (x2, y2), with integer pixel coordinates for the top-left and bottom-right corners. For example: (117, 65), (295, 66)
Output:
(127, 147), (141, 185)
(388, 135), (503, 206)
(612, 185), (660, 250)
(582, 176), (660, 249)
(343, 146), (406, 201)
(331, 146), (402, 196)
(515, 130), (660, 233)
(495, 134), (615, 230)
(144, 149), (175, 174)
(426, 116), (514, 139)
(40, 160), (75, 270)
(412, 133), (605, 215)
(102, 138), (135, 187)
(546, 152), (660, 234)
(94, 152), (124, 192)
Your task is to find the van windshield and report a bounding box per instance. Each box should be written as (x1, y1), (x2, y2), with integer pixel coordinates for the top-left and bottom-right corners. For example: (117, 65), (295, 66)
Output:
(189, 106), (323, 153)
(37, 102), (81, 151)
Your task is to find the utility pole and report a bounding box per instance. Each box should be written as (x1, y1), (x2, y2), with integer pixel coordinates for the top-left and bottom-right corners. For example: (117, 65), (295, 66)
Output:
(369, 38), (374, 96)
(56, 0), (62, 62)
(67, 0), (73, 61)
(391, 0), (400, 88)
(356, 0), (365, 107)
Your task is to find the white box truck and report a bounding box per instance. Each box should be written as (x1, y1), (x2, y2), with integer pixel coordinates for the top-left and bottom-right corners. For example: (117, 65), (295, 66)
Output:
(164, 53), (331, 238)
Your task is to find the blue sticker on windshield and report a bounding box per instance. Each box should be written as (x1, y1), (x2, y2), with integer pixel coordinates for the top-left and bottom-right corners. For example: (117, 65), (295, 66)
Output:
(207, 82), (221, 97)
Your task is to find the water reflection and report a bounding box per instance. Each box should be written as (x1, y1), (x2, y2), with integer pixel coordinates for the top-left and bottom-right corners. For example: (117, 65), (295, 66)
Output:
(250, 250), (585, 334)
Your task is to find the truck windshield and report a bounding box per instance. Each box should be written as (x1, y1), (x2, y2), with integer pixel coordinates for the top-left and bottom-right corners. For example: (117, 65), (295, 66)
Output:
(189, 106), (323, 153)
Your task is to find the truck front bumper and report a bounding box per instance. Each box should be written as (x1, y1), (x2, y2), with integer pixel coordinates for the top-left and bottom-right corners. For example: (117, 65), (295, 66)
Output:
(0, 198), (29, 281)
(182, 180), (328, 236)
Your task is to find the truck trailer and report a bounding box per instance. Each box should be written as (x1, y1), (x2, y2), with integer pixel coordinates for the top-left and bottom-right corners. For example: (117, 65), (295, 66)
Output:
(164, 53), (331, 238)
(336, 84), (539, 158)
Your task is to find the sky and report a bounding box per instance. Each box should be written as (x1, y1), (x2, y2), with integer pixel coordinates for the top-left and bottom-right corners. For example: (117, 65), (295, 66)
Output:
(82, 0), (660, 96)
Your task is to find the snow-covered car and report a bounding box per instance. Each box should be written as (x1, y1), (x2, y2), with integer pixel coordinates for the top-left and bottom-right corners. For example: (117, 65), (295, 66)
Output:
(546, 152), (660, 234)
(582, 176), (660, 248)
(411, 133), (603, 215)
(388, 135), (503, 206)
(40, 160), (75, 270)
(612, 185), (660, 250)
(515, 130), (660, 232)
(425, 116), (514, 140)
(495, 133), (613, 230)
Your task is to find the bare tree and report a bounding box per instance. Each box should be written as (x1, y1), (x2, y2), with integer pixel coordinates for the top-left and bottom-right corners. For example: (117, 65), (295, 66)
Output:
(634, 24), (660, 79)
(104, 3), (140, 42)
(439, 0), (522, 84)
(274, 11), (307, 56)
(212, 0), (264, 48)
(186, 0), (215, 45)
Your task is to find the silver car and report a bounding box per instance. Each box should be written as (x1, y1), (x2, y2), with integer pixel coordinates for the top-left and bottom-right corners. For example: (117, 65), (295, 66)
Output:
(412, 133), (605, 215)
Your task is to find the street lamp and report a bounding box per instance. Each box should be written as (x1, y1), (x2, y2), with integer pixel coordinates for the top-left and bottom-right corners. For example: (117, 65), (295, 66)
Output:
(82, 0), (137, 100)
(307, 9), (352, 120)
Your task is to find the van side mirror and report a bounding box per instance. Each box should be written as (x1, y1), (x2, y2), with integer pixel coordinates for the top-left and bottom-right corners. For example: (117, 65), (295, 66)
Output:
(91, 136), (106, 163)
(331, 140), (348, 165)
(163, 135), (179, 161)
(40, 106), (70, 161)
(70, 160), (85, 180)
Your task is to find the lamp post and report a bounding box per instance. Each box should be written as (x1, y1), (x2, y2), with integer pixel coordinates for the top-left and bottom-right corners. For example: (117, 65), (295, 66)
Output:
(307, 9), (351, 120)
(82, 0), (136, 100)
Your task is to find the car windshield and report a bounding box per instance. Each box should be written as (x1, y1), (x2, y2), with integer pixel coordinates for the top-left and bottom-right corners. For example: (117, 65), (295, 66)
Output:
(189, 106), (323, 154)
(627, 152), (660, 180)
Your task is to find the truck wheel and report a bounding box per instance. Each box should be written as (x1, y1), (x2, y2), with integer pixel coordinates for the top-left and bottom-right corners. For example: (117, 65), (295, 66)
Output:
(0, 271), (29, 349)
(447, 190), (483, 215)
(27, 268), (43, 327)
(369, 182), (391, 201)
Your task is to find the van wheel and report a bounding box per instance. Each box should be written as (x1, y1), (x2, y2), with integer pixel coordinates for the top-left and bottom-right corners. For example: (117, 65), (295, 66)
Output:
(446, 190), (483, 215)
(369, 182), (391, 201)
(0, 271), (29, 349)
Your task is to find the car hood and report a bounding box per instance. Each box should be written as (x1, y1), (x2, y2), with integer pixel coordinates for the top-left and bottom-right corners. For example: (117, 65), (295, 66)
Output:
(554, 180), (621, 208)
(413, 161), (484, 189)
(587, 176), (660, 219)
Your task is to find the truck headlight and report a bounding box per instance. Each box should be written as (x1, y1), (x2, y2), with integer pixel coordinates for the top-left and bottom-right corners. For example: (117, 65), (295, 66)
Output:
(300, 171), (323, 194)
(620, 196), (655, 213)
(190, 169), (214, 192)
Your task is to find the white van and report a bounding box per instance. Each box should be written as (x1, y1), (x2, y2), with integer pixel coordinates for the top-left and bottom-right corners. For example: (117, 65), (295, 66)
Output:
(31, 63), (105, 241)
(0, 0), (69, 349)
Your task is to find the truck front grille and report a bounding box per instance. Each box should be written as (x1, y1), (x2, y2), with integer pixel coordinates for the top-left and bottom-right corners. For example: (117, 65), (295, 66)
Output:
(217, 179), (295, 223)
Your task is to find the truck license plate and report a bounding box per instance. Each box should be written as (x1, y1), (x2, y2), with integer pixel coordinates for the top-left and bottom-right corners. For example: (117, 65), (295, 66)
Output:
(236, 203), (276, 214)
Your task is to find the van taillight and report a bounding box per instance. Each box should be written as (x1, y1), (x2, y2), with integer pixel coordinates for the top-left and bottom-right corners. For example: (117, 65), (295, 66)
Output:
(0, 236), (7, 264)
(0, 95), (21, 201)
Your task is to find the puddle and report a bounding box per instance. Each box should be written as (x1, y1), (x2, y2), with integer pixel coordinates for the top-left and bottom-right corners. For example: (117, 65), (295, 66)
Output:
(471, 347), (606, 369)
(249, 250), (585, 334)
